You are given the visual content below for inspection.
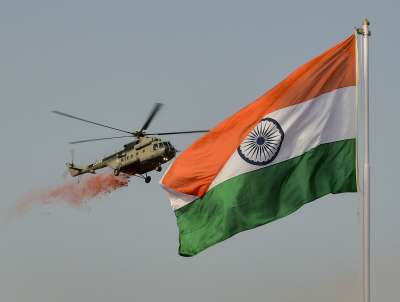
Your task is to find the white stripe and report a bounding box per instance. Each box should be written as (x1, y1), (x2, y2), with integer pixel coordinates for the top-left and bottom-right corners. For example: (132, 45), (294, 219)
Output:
(160, 158), (198, 210)
(169, 86), (356, 210)
(162, 185), (197, 210)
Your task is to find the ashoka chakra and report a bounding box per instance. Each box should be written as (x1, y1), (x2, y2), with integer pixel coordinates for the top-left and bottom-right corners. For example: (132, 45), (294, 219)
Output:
(237, 117), (284, 166)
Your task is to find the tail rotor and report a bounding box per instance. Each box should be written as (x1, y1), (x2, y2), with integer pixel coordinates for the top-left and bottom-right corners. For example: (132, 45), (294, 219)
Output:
(62, 149), (76, 179)
(70, 149), (75, 166)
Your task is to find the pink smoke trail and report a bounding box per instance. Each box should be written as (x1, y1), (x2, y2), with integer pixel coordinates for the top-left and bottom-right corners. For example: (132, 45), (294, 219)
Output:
(15, 173), (129, 215)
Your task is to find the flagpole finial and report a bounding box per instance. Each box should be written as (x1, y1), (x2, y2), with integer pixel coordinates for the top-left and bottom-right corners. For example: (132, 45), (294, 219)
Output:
(357, 19), (371, 36)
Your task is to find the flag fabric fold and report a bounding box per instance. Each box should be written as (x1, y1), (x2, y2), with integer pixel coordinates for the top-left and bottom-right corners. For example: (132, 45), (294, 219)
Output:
(161, 34), (357, 256)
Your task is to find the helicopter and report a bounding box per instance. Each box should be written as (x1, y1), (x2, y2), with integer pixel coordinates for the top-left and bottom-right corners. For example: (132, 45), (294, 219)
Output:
(53, 103), (208, 183)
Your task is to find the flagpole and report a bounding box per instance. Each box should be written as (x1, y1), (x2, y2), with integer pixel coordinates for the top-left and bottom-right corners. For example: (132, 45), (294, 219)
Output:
(357, 18), (371, 302)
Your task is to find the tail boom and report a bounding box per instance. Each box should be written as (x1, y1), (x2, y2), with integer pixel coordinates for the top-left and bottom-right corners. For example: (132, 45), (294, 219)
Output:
(67, 163), (96, 177)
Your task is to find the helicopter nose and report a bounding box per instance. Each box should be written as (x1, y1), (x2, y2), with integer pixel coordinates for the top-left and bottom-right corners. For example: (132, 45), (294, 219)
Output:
(167, 146), (177, 158)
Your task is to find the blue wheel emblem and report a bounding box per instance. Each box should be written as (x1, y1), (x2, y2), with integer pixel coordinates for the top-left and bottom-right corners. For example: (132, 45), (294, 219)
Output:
(237, 117), (284, 166)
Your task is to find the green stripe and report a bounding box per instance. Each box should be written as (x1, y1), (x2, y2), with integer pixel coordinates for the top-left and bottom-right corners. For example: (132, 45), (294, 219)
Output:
(175, 139), (357, 257)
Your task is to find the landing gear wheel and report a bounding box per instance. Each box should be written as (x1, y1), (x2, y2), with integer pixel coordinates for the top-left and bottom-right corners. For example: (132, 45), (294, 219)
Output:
(156, 166), (162, 172)
(145, 176), (151, 183)
(114, 169), (120, 176)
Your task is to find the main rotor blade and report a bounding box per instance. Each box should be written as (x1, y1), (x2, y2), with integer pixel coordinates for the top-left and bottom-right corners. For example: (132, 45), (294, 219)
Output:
(139, 102), (163, 132)
(52, 110), (133, 135)
(69, 135), (134, 145)
(146, 130), (209, 135)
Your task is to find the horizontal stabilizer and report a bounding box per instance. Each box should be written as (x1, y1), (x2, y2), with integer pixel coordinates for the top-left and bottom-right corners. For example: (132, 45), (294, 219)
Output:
(66, 163), (87, 177)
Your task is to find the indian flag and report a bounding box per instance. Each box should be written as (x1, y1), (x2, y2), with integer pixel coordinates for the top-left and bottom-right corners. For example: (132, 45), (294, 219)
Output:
(161, 34), (358, 256)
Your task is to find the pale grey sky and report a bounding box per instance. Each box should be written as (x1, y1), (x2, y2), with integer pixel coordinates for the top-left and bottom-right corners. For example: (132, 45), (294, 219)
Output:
(0, 0), (398, 301)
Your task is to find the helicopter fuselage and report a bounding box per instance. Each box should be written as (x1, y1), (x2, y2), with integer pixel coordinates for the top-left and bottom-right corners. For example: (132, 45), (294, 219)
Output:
(68, 136), (176, 178)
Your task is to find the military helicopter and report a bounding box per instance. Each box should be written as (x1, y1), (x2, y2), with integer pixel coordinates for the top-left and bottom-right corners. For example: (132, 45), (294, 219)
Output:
(53, 103), (208, 183)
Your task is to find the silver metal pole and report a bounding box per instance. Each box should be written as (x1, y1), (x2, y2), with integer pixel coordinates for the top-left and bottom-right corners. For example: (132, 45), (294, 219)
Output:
(358, 18), (371, 302)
